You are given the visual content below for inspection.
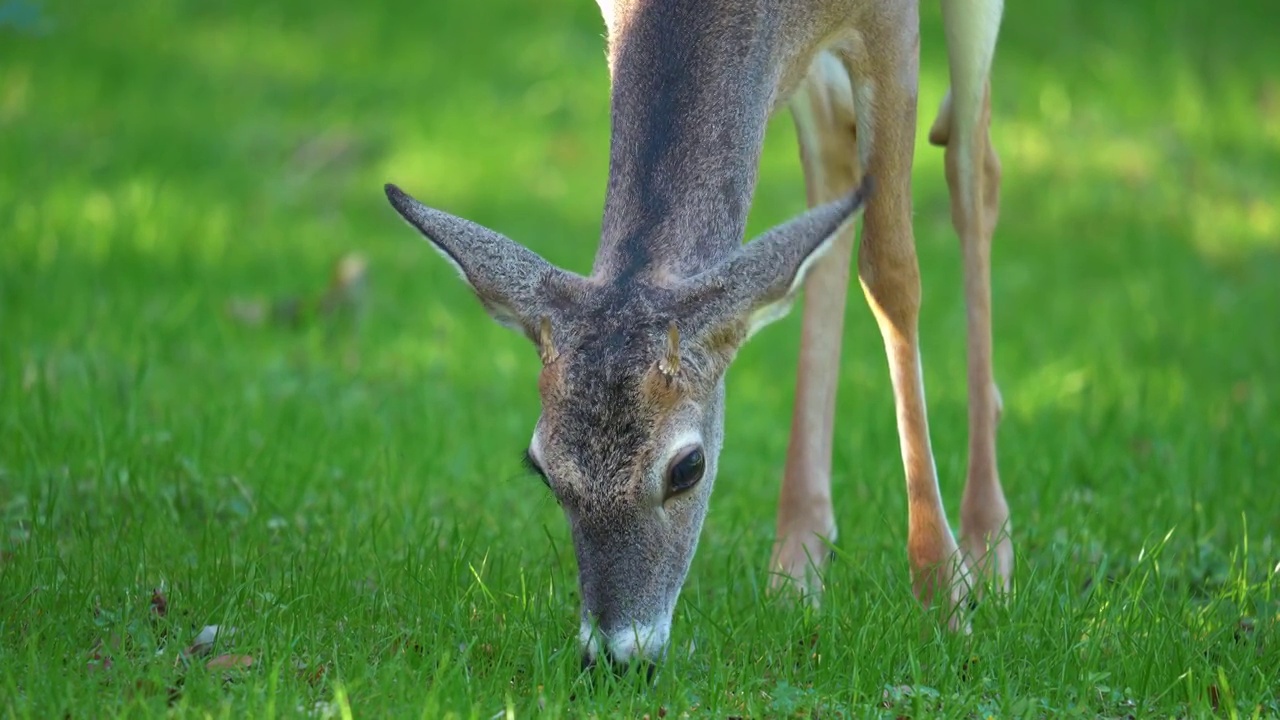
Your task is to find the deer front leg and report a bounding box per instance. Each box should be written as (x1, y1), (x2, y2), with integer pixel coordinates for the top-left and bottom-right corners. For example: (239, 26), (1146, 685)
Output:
(846, 22), (971, 628)
(931, 0), (1013, 596)
(769, 52), (863, 602)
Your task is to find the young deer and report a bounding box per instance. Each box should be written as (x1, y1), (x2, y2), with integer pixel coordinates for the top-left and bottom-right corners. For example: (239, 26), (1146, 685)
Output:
(386, 0), (1011, 668)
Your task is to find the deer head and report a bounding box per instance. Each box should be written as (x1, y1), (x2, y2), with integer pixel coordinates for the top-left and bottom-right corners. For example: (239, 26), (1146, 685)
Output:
(385, 178), (870, 667)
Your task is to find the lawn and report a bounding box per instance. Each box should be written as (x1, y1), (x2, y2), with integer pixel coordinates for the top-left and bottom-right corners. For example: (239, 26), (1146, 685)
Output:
(2, 0), (1278, 716)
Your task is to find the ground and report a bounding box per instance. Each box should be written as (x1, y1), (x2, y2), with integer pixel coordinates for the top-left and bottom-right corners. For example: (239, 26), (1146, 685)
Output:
(1, 0), (1278, 717)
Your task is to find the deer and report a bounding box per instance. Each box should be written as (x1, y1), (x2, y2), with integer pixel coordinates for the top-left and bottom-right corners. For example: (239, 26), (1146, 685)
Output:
(385, 0), (1012, 670)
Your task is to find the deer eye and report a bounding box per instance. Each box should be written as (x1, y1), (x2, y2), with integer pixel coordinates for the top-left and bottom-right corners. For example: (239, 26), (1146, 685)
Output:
(666, 447), (705, 497)
(522, 450), (549, 487)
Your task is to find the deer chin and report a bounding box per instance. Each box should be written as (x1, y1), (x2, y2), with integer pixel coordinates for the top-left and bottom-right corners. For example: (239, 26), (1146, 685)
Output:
(579, 612), (673, 669)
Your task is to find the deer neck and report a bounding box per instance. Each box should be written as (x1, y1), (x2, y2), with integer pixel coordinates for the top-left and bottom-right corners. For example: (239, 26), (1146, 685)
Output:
(593, 0), (783, 283)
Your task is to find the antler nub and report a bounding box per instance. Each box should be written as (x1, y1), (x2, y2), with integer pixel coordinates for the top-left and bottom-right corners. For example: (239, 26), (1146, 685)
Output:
(538, 316), (558, 365)
(658, 322), (680, 378)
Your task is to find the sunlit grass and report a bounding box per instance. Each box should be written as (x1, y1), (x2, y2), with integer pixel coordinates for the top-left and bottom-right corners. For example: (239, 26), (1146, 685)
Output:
(2, 0), (1278, 716)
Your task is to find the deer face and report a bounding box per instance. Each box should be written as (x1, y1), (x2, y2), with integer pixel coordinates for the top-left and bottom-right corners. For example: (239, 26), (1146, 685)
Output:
(527, 297), (730, 667)
(384, 179), (869, 666)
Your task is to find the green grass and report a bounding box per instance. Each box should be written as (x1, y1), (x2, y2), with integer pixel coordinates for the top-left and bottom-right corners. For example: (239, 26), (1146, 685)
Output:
(2, 0), (1278, 716)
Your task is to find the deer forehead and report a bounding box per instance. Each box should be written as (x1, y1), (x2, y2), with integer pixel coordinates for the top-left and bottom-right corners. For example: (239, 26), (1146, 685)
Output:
(534, 356), (710, 488)
(539, 362), (691, 451)
(539, 315), (683, 400)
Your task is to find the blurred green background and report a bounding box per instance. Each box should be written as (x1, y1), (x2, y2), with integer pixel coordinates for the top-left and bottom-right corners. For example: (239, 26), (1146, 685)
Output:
(2, 0), (1278, 715)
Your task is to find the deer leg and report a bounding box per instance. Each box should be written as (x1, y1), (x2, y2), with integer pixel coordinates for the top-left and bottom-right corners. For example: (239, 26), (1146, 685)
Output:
(770, 52), (863, 601)
(843, 22), (971, 628)
(930, 0), (1012, 595)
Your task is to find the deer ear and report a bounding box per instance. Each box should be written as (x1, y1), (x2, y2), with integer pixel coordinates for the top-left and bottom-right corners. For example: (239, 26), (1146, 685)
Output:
(679, 176), (872, 347)
(385, 183), (582, 339)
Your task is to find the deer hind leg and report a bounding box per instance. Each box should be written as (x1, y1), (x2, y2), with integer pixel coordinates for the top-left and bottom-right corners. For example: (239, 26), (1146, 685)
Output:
(930, 0), (1012, 596)
(769, 51), (863, 602)
(843, 16), (971, 628)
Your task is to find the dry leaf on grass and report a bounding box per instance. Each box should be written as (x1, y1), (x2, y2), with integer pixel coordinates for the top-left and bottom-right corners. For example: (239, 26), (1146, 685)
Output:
(206, 654), (254, 671)
(150, 588), (168, 618)
(86, 650), (113, 673)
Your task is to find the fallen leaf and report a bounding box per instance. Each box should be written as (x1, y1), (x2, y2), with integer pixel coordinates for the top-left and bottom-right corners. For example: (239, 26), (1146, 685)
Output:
(296, 660), (329, 685)
(86, 651), (113, 673)
(206, 654), (253, 671)
(150, 588), (168, 618)
(318, 252), (368, 318)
